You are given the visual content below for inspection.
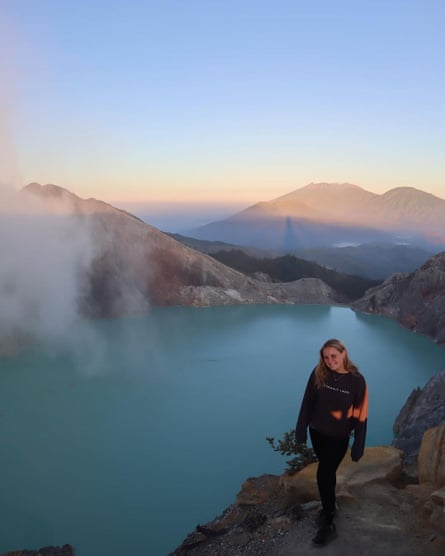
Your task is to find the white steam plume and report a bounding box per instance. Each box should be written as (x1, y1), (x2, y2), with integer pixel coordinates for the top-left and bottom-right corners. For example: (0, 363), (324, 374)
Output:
(0, 185), (95, 354)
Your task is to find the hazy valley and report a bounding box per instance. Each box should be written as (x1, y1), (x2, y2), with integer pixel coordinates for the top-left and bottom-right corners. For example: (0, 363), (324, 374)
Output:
(169, 233), (433, 281)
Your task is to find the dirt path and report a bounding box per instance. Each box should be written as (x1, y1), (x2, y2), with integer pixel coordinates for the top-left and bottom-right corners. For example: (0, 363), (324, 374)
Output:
(278, 483), (444, 556)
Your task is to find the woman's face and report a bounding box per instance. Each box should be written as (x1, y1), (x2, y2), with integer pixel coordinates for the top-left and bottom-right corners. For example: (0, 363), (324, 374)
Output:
(322, 346), (346, 372)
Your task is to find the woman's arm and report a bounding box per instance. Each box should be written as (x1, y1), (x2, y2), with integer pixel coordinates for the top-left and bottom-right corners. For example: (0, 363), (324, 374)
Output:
(295, 370), (317, 444)
(351, 377), (368, 461)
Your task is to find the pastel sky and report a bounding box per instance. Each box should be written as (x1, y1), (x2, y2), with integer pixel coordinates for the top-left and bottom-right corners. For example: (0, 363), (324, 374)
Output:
(2, 0), (445, 205)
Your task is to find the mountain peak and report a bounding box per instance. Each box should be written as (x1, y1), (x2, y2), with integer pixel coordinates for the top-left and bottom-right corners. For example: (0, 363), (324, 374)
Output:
(382, 186), (443, 202)
(23, 182), (81, 201)
(303, 182), (364, 191)
(274, 181), (374, 207)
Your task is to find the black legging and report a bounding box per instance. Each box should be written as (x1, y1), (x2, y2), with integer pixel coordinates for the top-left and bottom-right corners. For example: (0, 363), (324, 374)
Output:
(309, 427), (349, 521)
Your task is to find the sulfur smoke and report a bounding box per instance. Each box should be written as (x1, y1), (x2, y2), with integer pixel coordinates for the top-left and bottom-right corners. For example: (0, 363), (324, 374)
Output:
(0, 184), (95, 355)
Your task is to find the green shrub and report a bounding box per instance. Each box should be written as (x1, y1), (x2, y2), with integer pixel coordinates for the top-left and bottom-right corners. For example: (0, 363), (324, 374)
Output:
(266, 429), (317, 475)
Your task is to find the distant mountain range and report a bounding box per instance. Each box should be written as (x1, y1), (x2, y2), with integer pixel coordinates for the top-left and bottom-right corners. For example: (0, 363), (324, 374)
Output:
(186, 183), (445, 251)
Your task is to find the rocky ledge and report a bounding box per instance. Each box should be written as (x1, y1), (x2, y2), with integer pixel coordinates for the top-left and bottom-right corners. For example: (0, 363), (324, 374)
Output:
(170, 369), (445, 555)
(170, 433), (445, 556)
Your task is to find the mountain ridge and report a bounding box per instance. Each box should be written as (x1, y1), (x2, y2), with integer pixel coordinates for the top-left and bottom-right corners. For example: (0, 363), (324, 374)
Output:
(187, 182), (445, 250)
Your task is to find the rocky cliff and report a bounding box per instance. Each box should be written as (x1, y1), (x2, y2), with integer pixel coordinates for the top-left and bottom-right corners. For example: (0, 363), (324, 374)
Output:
(352, 251), (445, 346)
(170, 438), (445, 555)
(393, 368), (445, 464)
(351, 249), (445, 475)
(168, 361), (445, 555)
(168, 366), (445, 554)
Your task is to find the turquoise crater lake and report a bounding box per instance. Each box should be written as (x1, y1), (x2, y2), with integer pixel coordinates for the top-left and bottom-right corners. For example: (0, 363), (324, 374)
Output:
(1, 305), (445, 556)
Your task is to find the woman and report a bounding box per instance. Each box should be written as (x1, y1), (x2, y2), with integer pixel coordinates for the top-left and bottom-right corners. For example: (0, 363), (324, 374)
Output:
(295, 338), (368, 546)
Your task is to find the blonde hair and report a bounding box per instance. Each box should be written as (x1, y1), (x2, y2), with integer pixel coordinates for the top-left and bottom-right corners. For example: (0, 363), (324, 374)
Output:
(314, 338), (359, 389)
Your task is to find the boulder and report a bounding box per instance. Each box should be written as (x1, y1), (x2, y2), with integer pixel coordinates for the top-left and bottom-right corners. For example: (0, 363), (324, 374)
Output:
(406, 424), (445, 534)
(418, 424), (445, 487)
(279, 446), (403, 503)
(236, 474), (281, 506)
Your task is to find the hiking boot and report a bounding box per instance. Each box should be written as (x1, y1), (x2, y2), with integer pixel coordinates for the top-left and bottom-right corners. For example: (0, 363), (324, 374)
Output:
(315, 508), (336, 527)
(312, 523), (337, 546)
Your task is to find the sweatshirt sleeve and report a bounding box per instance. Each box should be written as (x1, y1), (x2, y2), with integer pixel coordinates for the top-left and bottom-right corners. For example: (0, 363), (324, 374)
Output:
(350, 376), (368, 462)
(295, 370), (317, 444)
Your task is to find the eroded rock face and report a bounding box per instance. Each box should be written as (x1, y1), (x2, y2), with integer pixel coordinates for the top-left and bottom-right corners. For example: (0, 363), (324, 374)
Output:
(178, 277), (341, 307)
(393, 368), (445, 463)
(352, 252), (445, 346)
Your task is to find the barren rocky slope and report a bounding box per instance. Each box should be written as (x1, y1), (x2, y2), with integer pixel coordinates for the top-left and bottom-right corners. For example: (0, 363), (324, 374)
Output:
(393, 368), (445, 464)
(22, 184), (344, 317)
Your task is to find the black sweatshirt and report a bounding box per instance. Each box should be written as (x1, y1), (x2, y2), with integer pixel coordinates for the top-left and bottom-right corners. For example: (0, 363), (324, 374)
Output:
(295, 368), (368, 461)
